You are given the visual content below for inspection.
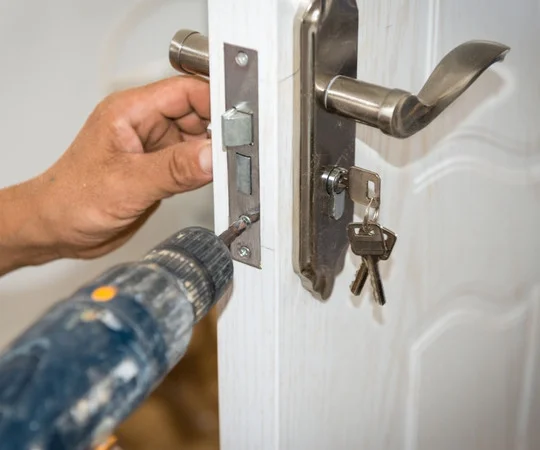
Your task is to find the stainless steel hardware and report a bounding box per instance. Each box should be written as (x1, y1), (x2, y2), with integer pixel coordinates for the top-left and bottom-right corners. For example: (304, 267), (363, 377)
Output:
(294, 0), (510, 300)
(321, 167), (347, 220)
(169, 16), (509, 296)
(348, 224), (397, 305)
(222, 104), (254, 147)
(347, 222), (388, 306)
(169, 31), (261, 268)
(169, 30), (209, 76)
(321, 166), (380, 221)
(323, 41), (509, 138)
(350, 226), (397, 298)
(294, 0), (359, 300)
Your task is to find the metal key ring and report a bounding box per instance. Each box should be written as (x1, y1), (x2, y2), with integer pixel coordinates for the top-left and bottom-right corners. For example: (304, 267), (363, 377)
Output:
(362, 198), (379, 228)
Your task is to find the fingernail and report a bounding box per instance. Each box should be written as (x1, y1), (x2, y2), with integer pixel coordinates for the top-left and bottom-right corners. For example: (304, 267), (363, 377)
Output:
(199, 143), (213, 174)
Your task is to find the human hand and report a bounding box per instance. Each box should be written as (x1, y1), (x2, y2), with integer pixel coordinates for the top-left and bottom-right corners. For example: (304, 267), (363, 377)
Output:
(0, 76), (212, 273)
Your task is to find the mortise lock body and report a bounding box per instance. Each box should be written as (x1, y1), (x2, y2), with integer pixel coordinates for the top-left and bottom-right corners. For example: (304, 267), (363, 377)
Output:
(168, 3), (510, 299)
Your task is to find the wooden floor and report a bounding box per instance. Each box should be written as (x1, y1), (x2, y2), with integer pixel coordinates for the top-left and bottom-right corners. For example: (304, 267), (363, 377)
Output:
(117, 310), (219, 450)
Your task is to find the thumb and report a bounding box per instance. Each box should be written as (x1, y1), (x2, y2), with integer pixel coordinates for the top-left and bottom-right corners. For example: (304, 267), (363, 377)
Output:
(133, 139), (213, 200)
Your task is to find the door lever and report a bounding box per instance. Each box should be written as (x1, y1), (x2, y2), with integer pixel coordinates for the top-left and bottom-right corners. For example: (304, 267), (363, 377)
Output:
(294, 0), (510, 300)
(322, 41), (510, 138)
(166, 12), (511, 300)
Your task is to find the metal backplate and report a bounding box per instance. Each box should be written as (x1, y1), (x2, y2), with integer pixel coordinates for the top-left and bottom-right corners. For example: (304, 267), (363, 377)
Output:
(224, 44), (261, 268)
(294, 0), (358, 300)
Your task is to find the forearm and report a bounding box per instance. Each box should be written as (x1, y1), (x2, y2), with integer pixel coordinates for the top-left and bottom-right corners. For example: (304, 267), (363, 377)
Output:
(0, 179), (59, 276)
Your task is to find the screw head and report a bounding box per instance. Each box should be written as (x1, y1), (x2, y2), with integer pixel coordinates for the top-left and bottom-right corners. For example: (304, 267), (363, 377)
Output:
(238, 246), (251, 259)
(235, 51), (249, 67)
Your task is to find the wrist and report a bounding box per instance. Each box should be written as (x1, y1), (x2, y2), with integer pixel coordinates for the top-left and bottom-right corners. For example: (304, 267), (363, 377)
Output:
(0, 178), (60, 275)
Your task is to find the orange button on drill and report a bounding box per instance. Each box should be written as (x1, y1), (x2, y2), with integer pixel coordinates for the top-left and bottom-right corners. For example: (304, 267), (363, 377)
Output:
(95, 435), (120, 450)
(91, 286), (117, 302)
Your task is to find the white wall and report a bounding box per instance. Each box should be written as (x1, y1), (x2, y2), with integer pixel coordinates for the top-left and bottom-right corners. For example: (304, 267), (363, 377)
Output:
(0, 0), (211, 348)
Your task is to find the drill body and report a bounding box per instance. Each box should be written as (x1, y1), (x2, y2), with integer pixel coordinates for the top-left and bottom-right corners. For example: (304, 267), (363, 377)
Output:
(0, 227), (234, 450)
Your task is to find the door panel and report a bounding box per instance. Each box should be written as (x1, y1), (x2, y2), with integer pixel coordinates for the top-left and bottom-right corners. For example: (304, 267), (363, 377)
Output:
(210, 0), (540, 448)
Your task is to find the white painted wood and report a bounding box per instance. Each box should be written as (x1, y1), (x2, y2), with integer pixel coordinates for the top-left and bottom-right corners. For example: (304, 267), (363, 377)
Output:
(210, 0), (540, 449)
(208, 1), (283, 448)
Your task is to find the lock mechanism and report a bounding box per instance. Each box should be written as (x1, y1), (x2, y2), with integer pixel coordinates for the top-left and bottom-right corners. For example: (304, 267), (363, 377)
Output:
(168, 13), (510, 295)
(169, 30), (262, 268)
(294, 0), (510, 300)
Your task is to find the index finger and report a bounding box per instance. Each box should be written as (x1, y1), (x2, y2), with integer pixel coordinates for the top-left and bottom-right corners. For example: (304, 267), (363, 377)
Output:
(126, 76), (210, 124)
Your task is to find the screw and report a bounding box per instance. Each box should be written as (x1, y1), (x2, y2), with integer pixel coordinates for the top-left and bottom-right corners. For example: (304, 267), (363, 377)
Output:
(235, 51), (249, 67)
(238, 246), (251, 259)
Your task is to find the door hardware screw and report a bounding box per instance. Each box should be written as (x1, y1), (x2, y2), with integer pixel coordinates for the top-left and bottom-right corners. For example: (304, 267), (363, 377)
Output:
(235, 51), (249, 67)
(238, 246), (251, 258)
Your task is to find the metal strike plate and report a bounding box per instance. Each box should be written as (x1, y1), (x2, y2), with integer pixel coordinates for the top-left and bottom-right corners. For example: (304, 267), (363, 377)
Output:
(293, 0), (358, 300)
(224, 44), (261, 268)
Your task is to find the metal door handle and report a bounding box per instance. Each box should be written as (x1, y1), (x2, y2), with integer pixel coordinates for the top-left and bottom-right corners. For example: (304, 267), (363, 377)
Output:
(294, 0), (510, 300)
(169, 29), (209, 77)
(169, 32), (509, 140)
(322, 41), (509, 138)
(166, 17), (511, 301)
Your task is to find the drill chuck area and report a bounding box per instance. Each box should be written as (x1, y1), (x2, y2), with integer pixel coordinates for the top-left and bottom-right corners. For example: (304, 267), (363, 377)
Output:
(0, 211), (259, 450)
(144, 227), (233, 323)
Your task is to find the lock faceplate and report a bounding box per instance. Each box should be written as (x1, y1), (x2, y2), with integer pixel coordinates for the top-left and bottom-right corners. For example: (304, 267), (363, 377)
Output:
(293, 0), (359, 300)
(224, 44), (261, 268)
(169, 32), (261, 269)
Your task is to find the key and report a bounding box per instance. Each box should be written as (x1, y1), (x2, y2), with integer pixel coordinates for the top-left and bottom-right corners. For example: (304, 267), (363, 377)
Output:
(350, 227), (397, 301)
(347, 222), (385, 296)
(347, 222), (386, 256)
(368, 227), (397, 305)
(379, 227), (397, 262)
(347, 166), (381, 210)
(350, 263), (368, 295)
(365, 255), (385, 305)
(350, 227), (397, 297)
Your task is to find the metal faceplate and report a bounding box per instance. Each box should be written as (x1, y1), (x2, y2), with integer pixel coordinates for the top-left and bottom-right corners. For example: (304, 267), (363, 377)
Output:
(223, 44), (261, 268)
(294, 0), (358, 300)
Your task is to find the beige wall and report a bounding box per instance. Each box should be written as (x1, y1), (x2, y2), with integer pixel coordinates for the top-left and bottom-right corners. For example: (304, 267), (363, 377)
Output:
(0, 0), (213, 348)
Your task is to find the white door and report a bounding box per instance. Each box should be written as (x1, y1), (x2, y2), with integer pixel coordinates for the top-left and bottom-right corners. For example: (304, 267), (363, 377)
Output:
(208, 0), (540, 449)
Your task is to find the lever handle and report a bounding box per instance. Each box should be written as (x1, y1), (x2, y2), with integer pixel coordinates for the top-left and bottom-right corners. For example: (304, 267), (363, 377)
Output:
(323, 40), (510, 138)
(169, 30), (209, 77)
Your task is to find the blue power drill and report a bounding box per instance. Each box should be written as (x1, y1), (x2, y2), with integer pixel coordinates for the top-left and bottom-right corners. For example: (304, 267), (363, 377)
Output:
(0, 211), (258, 450)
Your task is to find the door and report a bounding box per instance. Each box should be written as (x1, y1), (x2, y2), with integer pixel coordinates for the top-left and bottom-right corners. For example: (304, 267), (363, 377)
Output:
(207, 1), (540, 449)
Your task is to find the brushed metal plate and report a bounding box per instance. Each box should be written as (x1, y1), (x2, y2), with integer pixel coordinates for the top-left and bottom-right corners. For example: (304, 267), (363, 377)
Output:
(293, 0), (359, 300)
(224, 44), (261, 268)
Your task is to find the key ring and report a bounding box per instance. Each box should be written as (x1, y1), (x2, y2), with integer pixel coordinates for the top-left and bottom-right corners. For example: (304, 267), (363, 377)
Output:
(362, 197), (379, 228)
